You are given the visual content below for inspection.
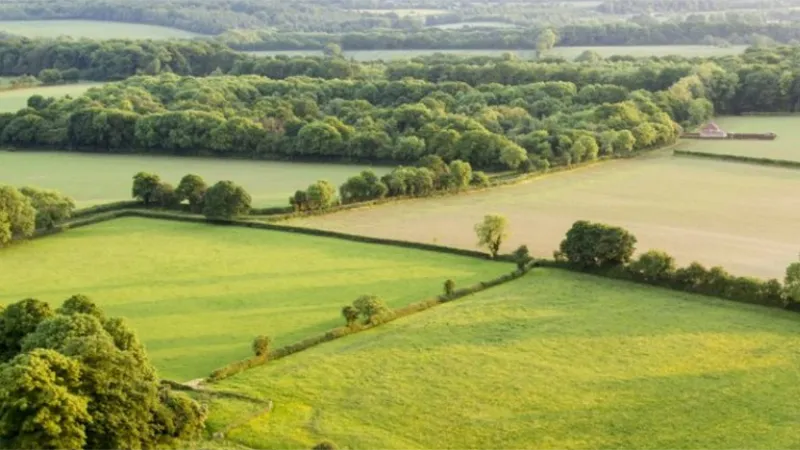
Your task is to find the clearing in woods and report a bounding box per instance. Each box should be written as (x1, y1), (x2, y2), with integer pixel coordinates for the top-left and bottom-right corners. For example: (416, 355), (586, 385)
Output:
(680, 116), (800, 162)
(0, 83), (105, 113)
(0, 151), (388, 208)
(0, 20), (200, 39)
(0, 217), (511, 380)
(245, 45), (746, 61)
(289, 153), (800, 279)
(206, 269), (800, 449)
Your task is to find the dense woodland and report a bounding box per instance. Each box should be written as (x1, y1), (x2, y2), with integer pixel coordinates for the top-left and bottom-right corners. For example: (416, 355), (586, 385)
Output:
(5, 46), (800, 168)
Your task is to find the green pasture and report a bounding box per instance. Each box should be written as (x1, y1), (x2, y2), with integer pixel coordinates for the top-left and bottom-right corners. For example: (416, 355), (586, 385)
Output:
(431, 21), (520, 29)
(0, 83), (105, 113)
(246, 45), (746, 61)
(354, 8), (448, 16)
(0, 20), (200, 39)
(0, 217), (511, 380)
(208, 269), (800, 449)
(0, 151), (389, 208)
(682, 115), (800, 162)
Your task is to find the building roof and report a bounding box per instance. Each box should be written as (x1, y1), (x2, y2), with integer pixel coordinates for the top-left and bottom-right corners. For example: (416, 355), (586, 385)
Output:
(701, 122), (723, 132)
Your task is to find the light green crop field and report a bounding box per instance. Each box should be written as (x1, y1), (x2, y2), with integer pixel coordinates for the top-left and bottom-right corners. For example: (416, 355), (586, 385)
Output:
(0, 83), (105, 113)
(289, 153), (800, 279)
(0, 20), (200, 39)
(681, 116), (800, 162)
(0, 151), (388, 208)
(0, 217), (511, 380)
(246, 45), (745, 61)
(207, 269), (800, 449)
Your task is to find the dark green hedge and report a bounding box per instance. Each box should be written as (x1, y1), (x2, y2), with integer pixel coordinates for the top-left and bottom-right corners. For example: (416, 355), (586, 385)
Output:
(71, 200), (142, 218)
(674, 150), (800, 169)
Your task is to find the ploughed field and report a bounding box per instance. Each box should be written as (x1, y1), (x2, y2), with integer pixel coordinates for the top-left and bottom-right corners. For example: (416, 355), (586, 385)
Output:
(289, 153), (800, 278)
(0, 217), (511, 380)
(246, 45), (746, 61)
(0, 151), (388, 208)
(0, 82), (105, 113)
(682, 116), (800, 162)
(0, 20), (201, 39)
(207, 269), (800, 449)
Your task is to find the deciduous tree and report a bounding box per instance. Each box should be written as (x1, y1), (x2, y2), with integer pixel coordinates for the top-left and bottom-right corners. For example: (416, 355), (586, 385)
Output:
(474, 214), (509, 258)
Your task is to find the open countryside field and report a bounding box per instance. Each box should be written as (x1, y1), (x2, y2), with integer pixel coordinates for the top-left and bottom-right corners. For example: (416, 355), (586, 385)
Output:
(208, 269), (800, 449)
(431, 21), (520, 29)
(681, 116), (800, 162)
(246, 45), (746, 61)
(290, 154), (800, 279)
(0, 217), (511, 380)
(354, 8), (448, 16)
(0, 82), (105, 113)
(0, 151), (388, 208)
(0, 20), (200, 39)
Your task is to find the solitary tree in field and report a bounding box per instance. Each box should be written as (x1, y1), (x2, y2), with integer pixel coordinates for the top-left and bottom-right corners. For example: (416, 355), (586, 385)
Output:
(252, 335), (271, 357)
(341, 305), (359, 327)
(536, 28), (558, 58)
(474, 214), (509, 258)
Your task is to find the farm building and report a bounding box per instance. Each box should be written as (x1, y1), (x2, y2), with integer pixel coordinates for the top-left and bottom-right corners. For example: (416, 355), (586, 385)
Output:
(699, 121), (727, 138)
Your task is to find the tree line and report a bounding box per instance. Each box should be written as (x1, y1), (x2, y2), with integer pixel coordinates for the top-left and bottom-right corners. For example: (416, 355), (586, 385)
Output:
(0, 72), (685, 169)
(0, 185), (75, 246)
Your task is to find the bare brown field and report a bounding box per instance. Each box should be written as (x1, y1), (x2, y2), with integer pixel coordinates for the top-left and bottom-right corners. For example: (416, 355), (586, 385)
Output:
(289, 154), (800, 278)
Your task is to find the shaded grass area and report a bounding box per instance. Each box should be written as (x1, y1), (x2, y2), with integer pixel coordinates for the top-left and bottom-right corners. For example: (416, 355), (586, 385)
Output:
(0, 83), (104, 113)
(209, 269), (800, 449)
(0, 217), (510, 380)
(0, 20), (200, 39)
(682, 116), (800, 162)
(0, 150), (388, 207)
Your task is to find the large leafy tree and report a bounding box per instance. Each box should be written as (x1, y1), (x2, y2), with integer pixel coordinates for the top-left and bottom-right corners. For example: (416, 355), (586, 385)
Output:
(176, 174), (208, 213)
(131, 172), (161, 206)
(0, 185), (36, 246)
(0, 296), (206, 449)
(202, 180), (252, 219)
(474, 214), (509, 258)
(19, 186), (76, 229)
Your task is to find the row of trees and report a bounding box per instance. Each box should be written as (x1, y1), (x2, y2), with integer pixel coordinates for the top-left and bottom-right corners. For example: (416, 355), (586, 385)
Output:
(0, 295), (206, 448)
(0, 185), (75, 246)
(556, 220), (800, 308)
(132, 172), (251, 219)
(291, 156), (490, 212)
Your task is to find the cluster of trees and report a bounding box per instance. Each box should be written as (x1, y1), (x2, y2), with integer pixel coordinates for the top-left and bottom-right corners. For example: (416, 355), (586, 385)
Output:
(555, 220), (800, 309)
(0, 295), (206, 448)
(131, 172), (251, 219)
(2, 71), (689, 169)
(0, 185), (75, 246)
(292, 156), (490, 212)
(341, 295), (392, 327)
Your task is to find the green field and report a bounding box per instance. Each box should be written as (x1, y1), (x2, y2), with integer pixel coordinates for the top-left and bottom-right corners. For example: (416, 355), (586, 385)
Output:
(290, 153), (800, 278)
(0, 82), (105, 113)
(431, 21), (520, 29)
(246, 45), (745, 61)
(682, 116), (800, 162)
(0, 151), (388, 208)
(0, 20), (200, 39)
(354, 8), (448, 16)
(207, 269), (800, 449)
(0, 217), (511, 380)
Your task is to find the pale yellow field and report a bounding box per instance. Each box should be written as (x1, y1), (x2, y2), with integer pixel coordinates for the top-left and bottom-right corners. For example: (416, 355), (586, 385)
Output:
(683, 116), (800, 162)
(289, 153), (800, 279)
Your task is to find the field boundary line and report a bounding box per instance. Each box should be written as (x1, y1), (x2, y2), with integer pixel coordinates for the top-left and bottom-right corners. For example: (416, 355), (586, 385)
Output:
(673, 149), (800, 169)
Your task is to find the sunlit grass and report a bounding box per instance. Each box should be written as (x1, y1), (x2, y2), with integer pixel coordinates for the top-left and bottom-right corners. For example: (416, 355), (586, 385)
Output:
(0, 217), (510, 380)
(210, 269), (800, 449)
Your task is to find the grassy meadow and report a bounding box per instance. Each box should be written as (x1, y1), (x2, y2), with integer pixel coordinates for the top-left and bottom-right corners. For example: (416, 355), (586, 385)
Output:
(0, 151), (388, 208)
(682, 116), (800, 162)
(290, 153), (800, 278)
(354, 8), (448, 16)
(207, 269), (800, 449)
(0, 20), (200, 39)
(0, 217), (511, 380)
(246, 45), (746, 61)
(0, 82), (105, 113)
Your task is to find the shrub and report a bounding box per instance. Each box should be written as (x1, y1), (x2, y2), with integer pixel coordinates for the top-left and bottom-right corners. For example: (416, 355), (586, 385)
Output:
(558, 220), (637, 269)
(203, 181), (251, 219)
(352, 295), (392, 325)
(152, 182), (180, 209)
(470, 171), (490, 187)
(341, 305), (359, 327)
(252, 335), (271, 357)
(312, 440), (338, 450)
(627, 250), (675, 283)
(444, 279), (455, 296)
(511, 245), (532, 270)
